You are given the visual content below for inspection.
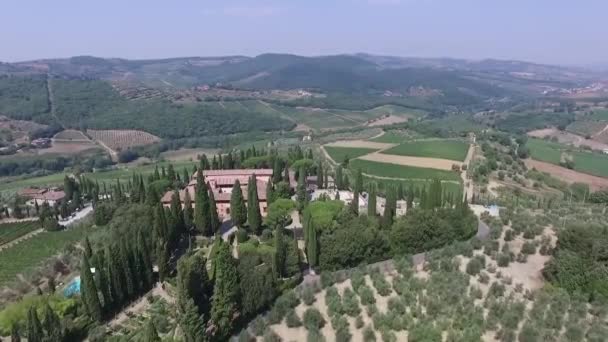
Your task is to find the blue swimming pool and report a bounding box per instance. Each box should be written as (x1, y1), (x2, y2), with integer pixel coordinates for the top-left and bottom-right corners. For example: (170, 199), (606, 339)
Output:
(63, 276), (81, 297)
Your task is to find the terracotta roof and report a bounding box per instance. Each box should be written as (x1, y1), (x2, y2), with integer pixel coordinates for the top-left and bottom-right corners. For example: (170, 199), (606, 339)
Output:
(31, 190), (66, 202)
(200, 169), (273, 178)
(162, 180), (268, 203)
(19, 188), (47, 197)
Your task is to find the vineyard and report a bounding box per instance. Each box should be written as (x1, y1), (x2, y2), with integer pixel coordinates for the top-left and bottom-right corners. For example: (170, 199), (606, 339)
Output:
(0, 225), (90, 287)
(53, 129), (90, 141)
(88, 129), (161, 151)
(0, 221), (40, 246)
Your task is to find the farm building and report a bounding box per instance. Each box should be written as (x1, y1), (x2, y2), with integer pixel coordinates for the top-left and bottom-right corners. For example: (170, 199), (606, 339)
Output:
(161, 169), (288, 219)
(19, 187), (66, 206)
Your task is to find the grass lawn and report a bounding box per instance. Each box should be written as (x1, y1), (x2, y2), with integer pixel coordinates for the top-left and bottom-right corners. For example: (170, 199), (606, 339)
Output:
(324, 146), (378, 164)
(571, 151), (608, 178)
(369, 130), (426, 144)
(0, 224), (91, 287)
(349, 159), (461, 182)
(381, 139), (469, 161)
(527, 138), (563, 164)
(591, 110), (608, 121)
(0, 221), (40, 245)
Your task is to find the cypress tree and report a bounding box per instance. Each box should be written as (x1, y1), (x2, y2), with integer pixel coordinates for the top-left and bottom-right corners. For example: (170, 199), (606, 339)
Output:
(230, 180), (247, 228)
(351, 168), (362, 215)
(208, 188), (220, 234)
(81, 254), (103, 321)
(283, 164), (290, 183)
(266, 180), (276, 206)
(247, 175), (262, 235)
(180, 298), (206, 342)
(167, 164), (176, 181)
(10, 324), (20, 342)
(119, 241), (136, 298)
(42, 302), (63, 341)
(194, 173), (211, 235)
(272, 158), (282, 183)
(284, 234), (301, 277)
(305, 212), (318, 268)
(274, 227), (286, 278)
(335, 166), (343, 190)
(183, 168), (190, 185)
(144, 321), (161, 342)
(153, 165), (160, 181)
(368, 182), (377, 216)
(161, 166), (167, 179)
(137, 230), (154, 290)
(156, 241), (170, 283)
(383, 187), (397, 228)
(317, 165), (324, 189)
(106, 245), (125, 307)
(177, 253), (210, 315)
(210, 241), (240, 340)
(97, 250), (113, 312)
(296, 167), (307, 212)
(26, 307), (43, 342)
(83, 237), (93, 259)
(183, 190), (193, 230)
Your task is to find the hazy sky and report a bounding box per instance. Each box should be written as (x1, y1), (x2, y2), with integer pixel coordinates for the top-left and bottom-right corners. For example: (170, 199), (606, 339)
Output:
(1, 0), (606, 66)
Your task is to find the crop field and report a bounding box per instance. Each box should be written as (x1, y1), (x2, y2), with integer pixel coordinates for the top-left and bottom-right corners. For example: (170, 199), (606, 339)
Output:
(0, 221), (40, 246)
(324, 146), (379, 164)
(0, 224), (90, 287)
(590, 110), (608, 121)
(349, 159), (461, 182)
(53, 129), (89, 141)
(566, 120), (605, 137)
(569, 151), (608, 178)
(364, 105), (427, 118)
(88, 129), (161, 151)
(527, 138), (564, 164)
(381, 139), (469, 161)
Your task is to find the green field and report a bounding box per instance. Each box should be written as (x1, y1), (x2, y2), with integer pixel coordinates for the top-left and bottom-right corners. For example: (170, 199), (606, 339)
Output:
(0, 224), (91, 287)
(381, 139), (469, 161)
(527, 138), (563, 164)
(324, 146), (378, 163)
(570, 151), (608, 178)
(590, 110), (608, 121)
(364, 104), (427, 118)
(0, 221), (40, 246)
(0, 160), (198, 195)
(528, 138), (608, 178)
(349, 159), (461, 182)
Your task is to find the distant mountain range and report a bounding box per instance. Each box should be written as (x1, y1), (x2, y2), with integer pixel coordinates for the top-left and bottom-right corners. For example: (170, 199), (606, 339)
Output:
(1, 53), (599, 96)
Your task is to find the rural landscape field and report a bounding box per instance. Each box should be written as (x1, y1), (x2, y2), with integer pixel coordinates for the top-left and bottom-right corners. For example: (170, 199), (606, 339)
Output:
(1, 2), (608, 341)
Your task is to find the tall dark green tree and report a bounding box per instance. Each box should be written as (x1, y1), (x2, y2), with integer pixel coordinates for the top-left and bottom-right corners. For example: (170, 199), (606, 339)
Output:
(247, 175), (262, 234)
(335, 166), (343, 190)
(230, 180), (247, 228)
(296, 167), (307, 212)
(351, 169), (362, 215)
(183, 190), (194, 230)
(266, 180), (276, 206)
(210, 241), (240, 340)
(194, 174), (211, 235)
(303, 210), (318, 268)
(144, 321), (161, 342)
(10, 324), (20, 342)
(208, 188), (220, 234)
(42, 303), (63, 342)
(274, 227), (286, 278)
(180, 298), (206, 342)
(383, 187), (397, 228)
(81, 254), (103, 321)
(137, 230), (154, 291)
(177, 253), (211, 315)
(284, 234), (301, 277)
(317, 164), (324, 189)
(368, 182), (377, 217)
(119, 240), (136, 298)
(26, 307), (43, 342)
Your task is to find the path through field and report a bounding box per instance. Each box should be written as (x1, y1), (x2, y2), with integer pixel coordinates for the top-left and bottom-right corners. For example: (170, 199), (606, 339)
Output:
(324, 140), (396, 150)
(461, 143), (475, 198)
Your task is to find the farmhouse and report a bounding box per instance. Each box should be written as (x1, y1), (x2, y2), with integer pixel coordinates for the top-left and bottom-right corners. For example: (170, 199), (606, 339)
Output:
(161, 169), (278, 219)
(19, 187), (66, 206)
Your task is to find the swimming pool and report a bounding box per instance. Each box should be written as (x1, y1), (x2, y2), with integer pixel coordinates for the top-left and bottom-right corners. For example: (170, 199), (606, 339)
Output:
(63, 276), (81, 297)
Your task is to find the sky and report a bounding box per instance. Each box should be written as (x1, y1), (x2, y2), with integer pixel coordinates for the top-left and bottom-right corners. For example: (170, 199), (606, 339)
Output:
(1, 0), (606, 66)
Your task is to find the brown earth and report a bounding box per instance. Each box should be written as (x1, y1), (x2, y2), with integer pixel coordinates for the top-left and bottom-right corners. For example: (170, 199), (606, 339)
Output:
(365, 115), (408, 127)
(359, 152), (461, 171)
(324, 140), (396, 150)
(525, 158), (608, 191)
(527, 127), (608, 150)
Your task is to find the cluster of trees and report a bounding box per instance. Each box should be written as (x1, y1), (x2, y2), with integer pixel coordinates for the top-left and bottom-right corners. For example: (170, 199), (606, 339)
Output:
(0, 151), (112, 177)
(304, 178), (477, 271)
(543, 222), (608, 300)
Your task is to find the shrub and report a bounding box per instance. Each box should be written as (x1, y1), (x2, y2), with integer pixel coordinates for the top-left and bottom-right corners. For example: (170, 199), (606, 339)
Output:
(520, 242), (536, 255)
(301, 287), (316, 306)
(238, 329), (254, 342)
(251, 316), (267, 336)
(518, 323), (539, 342)
(497, 253), (511, 267)
(478, 272), (490, 284)
(516, 253), (527, 263)
(363, 325), (376, 342)
(355, 315), (364, 329)
(466, 257), (484, 276)
(261, 229), (272, 242)
(350, 270), (366, 292)
(325, 286), (343, 316)
(320, 272), (335, 288)
(488, 282), (506, 297)
(236, 228), (249, 243)
(303, 308), (325, 330)
(307, 329), (326, 342)
(381, 328), (397, 342)
(358, 285), (376, 305)
(263, 327), (281, 342)
(504, 229), (515, 241)
(471, 237), (483, 250)
(370, 272), (392, 296)
(408, 322), (442, 342)
(342, 288), (361, 317)
(285, 309), (302, 328)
